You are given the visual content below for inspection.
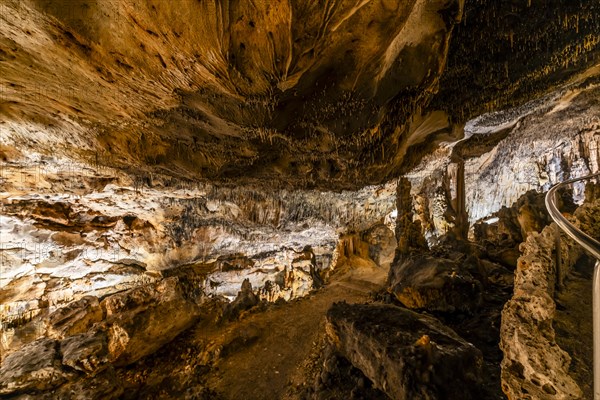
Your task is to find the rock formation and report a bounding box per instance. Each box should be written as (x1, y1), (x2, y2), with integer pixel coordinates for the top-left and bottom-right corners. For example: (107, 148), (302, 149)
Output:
(408, 78), (600, 243)
(1, 0), (598, 189)
(500, 223), (582, 399)
(0, 276), (204, 398)
(388, 254), (482, 313)
(500, 197), (600, 399)
(325, 302), (484, 399)
(1, 0), (468, 189)
(0, 155), (396, 351)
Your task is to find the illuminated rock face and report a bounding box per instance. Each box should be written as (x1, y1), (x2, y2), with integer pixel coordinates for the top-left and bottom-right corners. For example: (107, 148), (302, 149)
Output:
(0, 153), (396, 355)
(407, 81), (600, 243)
(500, 223), (583, 400)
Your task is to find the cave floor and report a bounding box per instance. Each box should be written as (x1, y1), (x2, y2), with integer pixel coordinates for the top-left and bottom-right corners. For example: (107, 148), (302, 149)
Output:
(554, 255), (595, 399)
(206, 257), (387, 400)
(119, 256), (388, 399)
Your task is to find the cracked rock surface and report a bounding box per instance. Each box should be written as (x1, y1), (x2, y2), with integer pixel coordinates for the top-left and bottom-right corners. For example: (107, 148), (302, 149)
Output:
(325, 302), (484, 400)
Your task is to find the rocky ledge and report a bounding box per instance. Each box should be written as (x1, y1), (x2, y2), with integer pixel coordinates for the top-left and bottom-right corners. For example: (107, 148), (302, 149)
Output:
(501, 195), (600, 400)
(0, 276), (204, 398)
(325, 302), (484, 400)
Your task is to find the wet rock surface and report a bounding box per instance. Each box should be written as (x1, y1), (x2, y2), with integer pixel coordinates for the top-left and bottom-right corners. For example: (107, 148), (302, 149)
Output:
(325, 302), (484, 400)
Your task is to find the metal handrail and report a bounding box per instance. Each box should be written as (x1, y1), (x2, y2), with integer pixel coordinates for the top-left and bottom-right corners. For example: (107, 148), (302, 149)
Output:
(545, 172), (600, 400)
(545, 172), (600, 259)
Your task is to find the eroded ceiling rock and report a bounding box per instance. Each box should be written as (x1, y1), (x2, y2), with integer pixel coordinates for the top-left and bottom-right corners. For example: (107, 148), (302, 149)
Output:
(1, 0), (599, 189)
(433, 0), (600, 122)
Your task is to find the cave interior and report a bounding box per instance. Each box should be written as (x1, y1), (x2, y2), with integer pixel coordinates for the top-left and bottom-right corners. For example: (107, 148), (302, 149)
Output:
(1, 0), (600, 399)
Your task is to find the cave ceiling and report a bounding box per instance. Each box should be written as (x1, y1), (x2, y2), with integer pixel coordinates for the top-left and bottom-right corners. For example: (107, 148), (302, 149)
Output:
(1, 0), (599, 189)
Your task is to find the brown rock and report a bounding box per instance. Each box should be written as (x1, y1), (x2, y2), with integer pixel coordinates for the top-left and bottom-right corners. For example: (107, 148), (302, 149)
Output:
(222, 279), (260, 321)
(396, 177), (428, 256)
(0, 339), (72, 395)
(101, 277), (202, 366)
(51, 231), (86, 247)
(46, 296), (104, 339)
(500, 224), (582, 399)
(388, 255), (482, 313)
(363, 223), (397, 268)
(326, 303), (483, 400)
(60, 331), (109, 373)
(49, 367), (124, 400)
(0, 0), (468, 189)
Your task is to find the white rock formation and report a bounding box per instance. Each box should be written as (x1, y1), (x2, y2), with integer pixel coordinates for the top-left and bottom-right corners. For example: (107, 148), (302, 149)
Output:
(0, 150), (396, 353)
(500, 223), (582, 399)
(407, 79), (600, 242)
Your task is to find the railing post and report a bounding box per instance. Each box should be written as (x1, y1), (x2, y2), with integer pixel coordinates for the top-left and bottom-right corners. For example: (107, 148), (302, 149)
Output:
(556, 229), (563, 291)
(594, 260), (600, 400)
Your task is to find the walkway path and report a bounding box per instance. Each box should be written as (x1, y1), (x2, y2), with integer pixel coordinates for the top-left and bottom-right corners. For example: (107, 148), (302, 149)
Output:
(202, 257), (387, 399)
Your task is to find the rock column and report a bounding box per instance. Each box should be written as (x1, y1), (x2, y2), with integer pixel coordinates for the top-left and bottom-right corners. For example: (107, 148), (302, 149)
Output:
(395, 177), (427, 259)
(455, 157), (469, 241)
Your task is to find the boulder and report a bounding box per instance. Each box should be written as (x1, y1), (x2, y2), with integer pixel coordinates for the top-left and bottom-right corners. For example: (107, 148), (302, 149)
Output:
(46, 296), (104, 339)
(101, 277), (202, 366)
(0, 338), (72, 395)
(326, 303), (483, 400)
(60, 331), (109, 373)
(388, 255), (482, 313)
